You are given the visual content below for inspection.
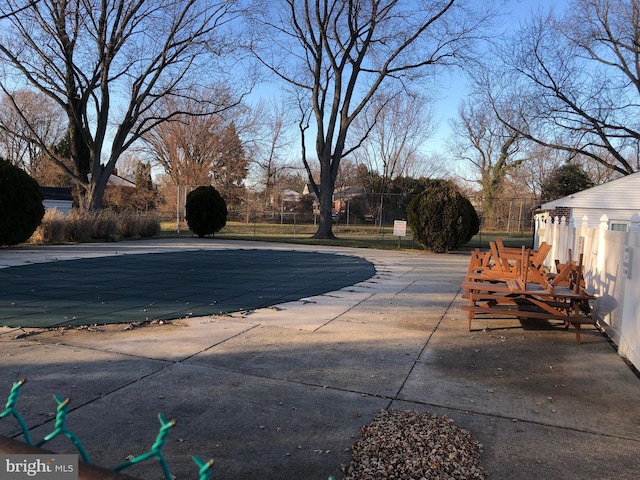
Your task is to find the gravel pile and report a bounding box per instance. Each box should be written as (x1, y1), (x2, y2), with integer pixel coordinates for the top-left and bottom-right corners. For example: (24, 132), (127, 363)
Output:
(343, 410), (487, 480)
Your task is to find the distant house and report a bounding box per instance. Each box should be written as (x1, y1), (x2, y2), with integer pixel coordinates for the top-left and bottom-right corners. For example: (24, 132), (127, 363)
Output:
(266, 188), (302, 212)
(302, 184), (364, 200)
(302, 183), (318, 199)
(282, 188), (301, 203)
(535, 172), (640, 232)
(41, 187), (73, 215)
(303, 183), (365, 215)
(280, 188), (302, 212)
(333, 186), (365, 202)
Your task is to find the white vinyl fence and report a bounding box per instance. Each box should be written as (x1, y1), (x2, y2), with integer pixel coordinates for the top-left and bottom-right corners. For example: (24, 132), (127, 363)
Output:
(535, 214), (640, 371)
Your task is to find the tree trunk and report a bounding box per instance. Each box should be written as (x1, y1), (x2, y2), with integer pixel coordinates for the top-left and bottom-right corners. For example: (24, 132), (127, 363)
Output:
(482, 188), (497, 230)
(75, 168), (109, 212)
(76, 183), (93, 213)
(90, 180), (107, 211)
(313, 185), (336, 239)
(312, 159), (337, 239)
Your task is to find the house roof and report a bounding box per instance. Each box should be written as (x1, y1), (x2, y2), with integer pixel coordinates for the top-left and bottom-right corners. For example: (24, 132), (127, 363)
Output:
(282, 189), (301, 201)
(334, 186), (365, 200)
(302, 184), (364, 200)
(107, 173), (135, 187)
(87, 172), (136, 187)
(303, 183), (317, 196)
(541, 172), (640, 210)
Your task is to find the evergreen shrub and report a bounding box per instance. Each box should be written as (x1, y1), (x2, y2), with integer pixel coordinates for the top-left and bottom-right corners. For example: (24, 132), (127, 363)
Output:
(406, 179), (479, 253)
(185, 186), (227, 237)
(0, 159), (45, 245)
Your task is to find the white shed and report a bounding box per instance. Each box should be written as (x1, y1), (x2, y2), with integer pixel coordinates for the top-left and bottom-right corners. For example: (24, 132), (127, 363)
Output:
(41, 187), (73, 216)
(537, 172), (640, 231)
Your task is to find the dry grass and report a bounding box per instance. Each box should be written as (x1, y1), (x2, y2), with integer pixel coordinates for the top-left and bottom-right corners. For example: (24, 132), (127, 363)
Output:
(29, 208), (67, 244)
(29, 209), (161, 244)
(64, 211), (94, 242)
(92, 210), (119, 240)
(138, 214), (161, 237)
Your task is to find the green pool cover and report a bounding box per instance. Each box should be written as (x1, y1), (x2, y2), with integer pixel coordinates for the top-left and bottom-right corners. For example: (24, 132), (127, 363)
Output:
(0, 249), (375, 328)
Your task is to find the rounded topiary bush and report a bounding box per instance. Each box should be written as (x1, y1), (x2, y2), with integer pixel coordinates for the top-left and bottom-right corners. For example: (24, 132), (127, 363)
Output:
(0, 159), (45, 246)
(406, 179), (479, 253)
(185, 185), (227, 237)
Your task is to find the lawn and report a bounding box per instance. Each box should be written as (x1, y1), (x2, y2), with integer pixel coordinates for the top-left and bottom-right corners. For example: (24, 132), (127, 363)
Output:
(162, 221), (534, 252)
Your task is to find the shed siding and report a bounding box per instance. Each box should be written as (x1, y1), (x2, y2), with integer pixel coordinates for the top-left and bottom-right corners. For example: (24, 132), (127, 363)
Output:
(43, 200), (73, 216)
(568, 208), (640, 228)
(542, 172), (640, 210)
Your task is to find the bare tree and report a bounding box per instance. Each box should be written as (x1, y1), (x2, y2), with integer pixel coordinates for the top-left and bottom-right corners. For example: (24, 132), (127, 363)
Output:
(489, 0), (640, 177)
(250, 0), (490, 238)
(0, 0), (38, 19)
(143, 92), (230, 187)
(143, 88), (250, 210)
(0, 0), (247, 211)
(244, 98), (298, 208)
(353, 91), (435, 182)
(0, 89), (65, 174)
(352, 90), (434, 226)
(449, 99), (525, 228)
(405, 151), (449, 179)
(507, 143), (568, 198)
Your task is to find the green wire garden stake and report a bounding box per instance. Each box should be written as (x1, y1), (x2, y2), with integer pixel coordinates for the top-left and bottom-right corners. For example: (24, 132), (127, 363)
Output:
(1, 379), (32, 445)
(36, 394), (91, 464)
(193, 456), (215, 480)
(113, 413), (176, 480)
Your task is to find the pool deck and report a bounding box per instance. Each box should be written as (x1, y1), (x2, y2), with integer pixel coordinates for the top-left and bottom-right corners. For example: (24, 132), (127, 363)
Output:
(1, 238), (639, 479)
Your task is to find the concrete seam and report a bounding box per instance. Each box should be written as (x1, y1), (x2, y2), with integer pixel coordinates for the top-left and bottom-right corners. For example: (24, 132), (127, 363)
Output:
(386, 285), (464, 410)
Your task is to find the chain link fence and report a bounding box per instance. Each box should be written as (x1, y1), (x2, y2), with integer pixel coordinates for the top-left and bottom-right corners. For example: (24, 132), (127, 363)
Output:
(154, 189), (538, 240)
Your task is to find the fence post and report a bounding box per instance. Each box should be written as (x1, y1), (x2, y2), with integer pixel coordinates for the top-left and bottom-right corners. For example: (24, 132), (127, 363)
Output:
(558, 216), (568, 264)
(567, 216), (576, 259)
(597, 214), (609, 275)
(550, 217), (558, 263)
(534, 215), (544, 250)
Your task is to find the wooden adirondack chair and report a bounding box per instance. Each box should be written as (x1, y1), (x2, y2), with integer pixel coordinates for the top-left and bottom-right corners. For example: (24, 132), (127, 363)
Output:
(460, 240), (595, 344)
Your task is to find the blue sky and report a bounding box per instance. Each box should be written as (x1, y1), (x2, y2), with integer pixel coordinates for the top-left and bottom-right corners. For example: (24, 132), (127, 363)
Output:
(244, 0), (571, 181)
(425, 0), (570, 159)
(256, 0), (568, 155)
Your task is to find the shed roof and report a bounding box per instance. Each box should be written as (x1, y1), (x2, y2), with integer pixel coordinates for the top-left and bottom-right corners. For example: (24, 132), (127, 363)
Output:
(541, 172), (640, 210)
(40, 186), (73, 201)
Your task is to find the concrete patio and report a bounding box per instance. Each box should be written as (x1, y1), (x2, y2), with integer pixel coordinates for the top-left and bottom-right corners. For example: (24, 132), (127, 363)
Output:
(1, 239), (639, 479)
